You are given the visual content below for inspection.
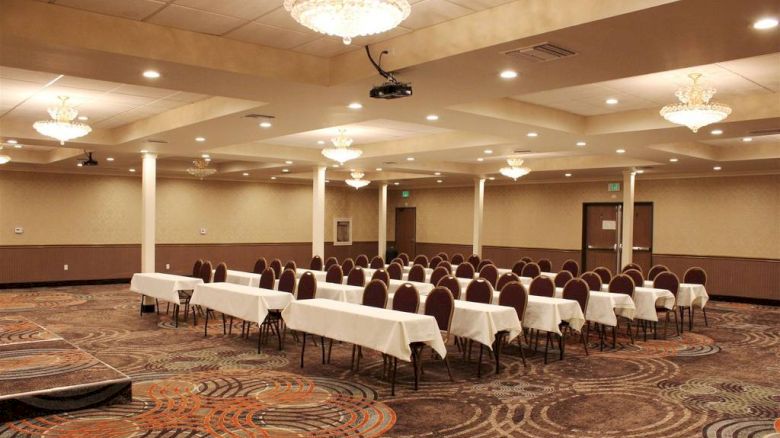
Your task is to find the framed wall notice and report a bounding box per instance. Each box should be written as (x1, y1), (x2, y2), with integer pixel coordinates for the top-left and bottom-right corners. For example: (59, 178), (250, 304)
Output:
(334, 218), (352, 246)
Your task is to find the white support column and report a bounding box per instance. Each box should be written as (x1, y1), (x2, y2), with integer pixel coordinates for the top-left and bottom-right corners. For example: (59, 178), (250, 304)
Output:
(141, 153), (156, 273)
(472, 177), (486, 256)
(312, 166), (326, 258)
(621, 169), (636, 269)
(378, 183), (388, 259)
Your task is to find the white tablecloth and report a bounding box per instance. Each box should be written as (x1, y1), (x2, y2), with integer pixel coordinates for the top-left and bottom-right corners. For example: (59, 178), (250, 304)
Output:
(190, 282), (293, 324)
(281, 298), (447, 361)
(602, 285), (675, 322)
(130, 273), (203, 303)
(314, 281), (365, 304)
(552, 288), (635, 327)
(523, 295), (585, 336)
(225, 270), (262, 288)
(295, 268), (327, 282)
(643, 280), (708, 309)
(387, 279), (435, 296)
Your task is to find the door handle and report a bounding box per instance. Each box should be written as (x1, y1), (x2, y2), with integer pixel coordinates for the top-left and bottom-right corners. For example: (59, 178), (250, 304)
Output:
(587, 245), (617, 251)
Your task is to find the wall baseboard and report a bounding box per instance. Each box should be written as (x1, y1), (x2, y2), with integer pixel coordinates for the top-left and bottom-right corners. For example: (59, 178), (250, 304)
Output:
(709, 295), (778, 307)
(0, 278), (130, 290)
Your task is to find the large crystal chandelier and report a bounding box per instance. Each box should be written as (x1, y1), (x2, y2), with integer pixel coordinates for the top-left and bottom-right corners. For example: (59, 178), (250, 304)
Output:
(499, 158), (531, 181)
(33, 96), (92, 145)
(0, 147), (10, 165)
(345, 171), (370, 189)
(660, 73), (732, 133)
(186, 159), (217, 179)
(322, 129), (362, 164)
(284, 0), (411, 45)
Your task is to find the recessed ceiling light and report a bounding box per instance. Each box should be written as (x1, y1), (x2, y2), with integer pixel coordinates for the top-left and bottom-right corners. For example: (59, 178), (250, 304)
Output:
(564, 173), (572, 177)
(393, 182), (400, 186)
(616, 149), (626, 154)
(332, 164), (339, 168)
(271, 176), (277, 180)
(605, 98), (619, 105)
(77, 116), (88, 121)
(500, 70), (518, 79)
(129, 168), (136, 172)
(195, 137), (206, 142)
(434, 172), (441, 176)
(406, 157), (415, 161)
(488, 176), (495, 180)
(13, 144), (22, 149)
(140, 149), (149, 154)
(201, 153), (210, 158)
(375, 167), (383, 171)
(259, 121), (272, 128)
(106, 157), (114, 162)
(710, 129), (723, 135)
(436, 179), (443, 183)
(282, 168), (290, 173)
(317, 140), (325, 145)
(6, 139), (17, 144)
(636, 169), (645, 174)
(713, 166), (722, 171)
(426, 114), (439, 121)
(325, 179), (330, 183)
(742, 137), (753, 142)
(576, 141), (587, 147)
(753, 17), (778, 30)
(142, 70), (160, 79)
(347, 102), (363, 110)
(77, 163), (83, 167)
(527, 132), (538, 137)
(669, 158), (679, 162)
(204, 158), (211, 162)
(484, 149), (493, 154)
(285, 160), (293, 164)
(477, 157), (484, 162)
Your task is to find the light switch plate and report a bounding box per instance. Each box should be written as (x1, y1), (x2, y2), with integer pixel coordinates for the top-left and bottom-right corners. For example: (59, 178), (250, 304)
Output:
(14, 227), (23, 234)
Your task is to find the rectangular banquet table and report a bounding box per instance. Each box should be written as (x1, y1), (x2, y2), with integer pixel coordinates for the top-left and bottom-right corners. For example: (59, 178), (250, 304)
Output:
(643, 280), (709, 309)
(600, 285), (676, 322)
(314, 281), (365, 304)
(523, 295), (585, 336)
(387, 279), (435, 296)
(551, 288), (635, 327)
(129, 273), (203, 327)
(295, 268), (327, 282)
(225, 270), (261, 287)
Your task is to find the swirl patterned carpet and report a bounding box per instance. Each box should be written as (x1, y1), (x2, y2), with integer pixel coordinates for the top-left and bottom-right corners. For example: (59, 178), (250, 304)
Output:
(0, 284), (778, 437)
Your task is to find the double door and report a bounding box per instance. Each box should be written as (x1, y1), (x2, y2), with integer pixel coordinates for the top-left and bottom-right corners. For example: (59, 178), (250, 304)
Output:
(582, 203), (653, 273)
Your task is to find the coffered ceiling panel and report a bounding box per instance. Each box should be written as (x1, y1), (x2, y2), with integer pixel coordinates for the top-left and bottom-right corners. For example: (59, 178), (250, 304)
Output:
(145, 4), (246, 35)
(265, 119), (450, 148)
(50, 0), (165, 20)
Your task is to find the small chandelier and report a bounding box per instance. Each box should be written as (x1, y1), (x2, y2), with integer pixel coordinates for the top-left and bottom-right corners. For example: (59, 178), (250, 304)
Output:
(186, 159), (217, 179)
(322, 129), (362, 164)
(660, 73), (732, 133)
(345, 171), (370, 189)
(33, 96), (92, 145)
(0, 147), (10, 165)
(284, 0), (411, 45)
(499, 158), (531, 181)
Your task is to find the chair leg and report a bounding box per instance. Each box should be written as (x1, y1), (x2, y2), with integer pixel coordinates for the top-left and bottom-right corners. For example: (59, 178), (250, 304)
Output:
(663, 311), (669, 339)
(702, 307), (709, 327)
(321, 337), (326, 364)
(300, 333), (306, 368)
(391, 357), (398, 396)
(544, 332), (550, 364)
(204, 307), (209, 337)
(582, 324), (589, 356)
(517, 336), (527, 367)
(477, 344), (483, 378)
(174, 304), (180, 328)
(673, 309), (680, 337)
(444, 356), (454, 382)
(327, 339), (333, 364)
(351, 345), (357, 370)
(558, 332), (565, 361)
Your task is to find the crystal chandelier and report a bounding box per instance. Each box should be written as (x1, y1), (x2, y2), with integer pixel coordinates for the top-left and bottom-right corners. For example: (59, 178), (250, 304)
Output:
(33, 96), (92, 145)
(186, 159), (217, 179)
(284, 0), (411, 45)
(322, 129), (362, 164)
(660, 73), (732, 133)
(345, 171), (370, 189)
(0, 147), (9, 165)
(499, 158), (531, 181)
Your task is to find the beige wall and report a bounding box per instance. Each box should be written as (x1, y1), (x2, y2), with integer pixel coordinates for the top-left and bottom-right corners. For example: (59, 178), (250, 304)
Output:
(387, 186), (474, 245)
(0, 171), (379, 245)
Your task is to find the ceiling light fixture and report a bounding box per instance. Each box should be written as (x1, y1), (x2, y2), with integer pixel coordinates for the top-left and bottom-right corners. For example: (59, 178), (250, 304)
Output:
(317, 140), (325, 145)
(201, 154), (210, 159)
(285, 160), (294, 164)
(527, 132), (538, 137)
(186, 159), (217, 179)
(348, 102), (363, 109)
(565, 173), (572, 177)
(33, 96), (92, 145)
(195, 137), (206, 142)
(106, 157), (115, 162)
(129, 168), (136, 173)
(499, 158), (531, 181)
(436, 179), (443, 183)
(282, 168), (290, 173)
(6, 139), (17, 144)
(243, 172), (250, 176)
(426, 114), (439, 121)
(271, 176), (277, 180)
(484, 149), (493, 154)
(500, 70), (518, 79)
(259, 121), (273, 128)
(488, 176), (495, 180)
(710, 129), (723, 135)
(140, 149), (149, 154)
(477, 157), (484, 162)
(660, 73), (731, 132)
(375, 167), (383, 171)
(321, 128), (362, 164)
(669, 157), (679, 162)
(393, 182), (400, 186)
(0, 147), (10, 165)
(77, 116), (88, 121)
(13, 144), (22, 149)
(753, 17), (778, 29)
(576, 141), (587, 147)
(713, 166), (722, 171)
(742, 137), (753, 142)
(616, 149), (626, 154)
(284, 0), (411, 45)
(142, 70), (160, 79)
(636, 169), (645, 174)
(605, 98), (619, 105)
(406, 157), (415, 161)
(345, 171), (371, 189)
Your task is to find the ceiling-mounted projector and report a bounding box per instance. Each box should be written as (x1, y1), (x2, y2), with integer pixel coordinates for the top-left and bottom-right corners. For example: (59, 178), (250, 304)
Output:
(79, 151), (98, 166)
(366, 47), (412, 100)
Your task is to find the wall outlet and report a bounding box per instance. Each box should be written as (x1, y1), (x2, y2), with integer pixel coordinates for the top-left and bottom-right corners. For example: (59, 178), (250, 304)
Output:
(165, 263), (170, 270)
(14, 227), (23, 234)
(63, 264), (69, 271)
(200, 228), (207, 235)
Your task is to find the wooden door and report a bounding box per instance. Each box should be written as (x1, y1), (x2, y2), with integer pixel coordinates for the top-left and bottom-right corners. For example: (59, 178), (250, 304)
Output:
(583, 204), (621, 273)
(632, 203), (654, 270)
(395, 208), (416, 256)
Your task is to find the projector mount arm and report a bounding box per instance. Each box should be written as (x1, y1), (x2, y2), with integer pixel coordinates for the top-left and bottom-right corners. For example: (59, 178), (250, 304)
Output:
(366, 46), (399, 83)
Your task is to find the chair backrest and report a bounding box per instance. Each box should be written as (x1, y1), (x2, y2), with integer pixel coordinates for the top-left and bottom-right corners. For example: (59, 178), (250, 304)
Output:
(341, 258), (355, 276)
(297, 272), (317, 300)
(310, 255), (323, 271)
(371, 269), (390, 286)
(683, 267), (707, 286)
(529, 276), (555, 297)
(269, 259), (282, 277)
(623, 269), (644, 289)
(499, 281), (529, 323)
(467, 254), (481, 268)
(199, 261), (213, 284)
(392, 283), (419, 313)
(436, 275), (461, 300)
(213, 262), (228, 283)
(437, 252), (448, 261)
(390, 257), (404, 265)
(429, 256), (443, 269)
(398, 252), (410, 265)
(252, 257), (267, 275)
(537, 259), (552, 273)
(521, 262), (541, 279)
(386, 262), (403, 280)
(278, 268), (297, 294)
(192, 259), (203, 277)
(362, 279), (388, 308)
(355, 254), (369, 268)
(369, 255), (385, 269)
(554, 270), (573, 288)
(476, 259), (494, 272)
(647, 264), (669, 281)
(451, 253), (464, 265)
(284, 260), (297, 272)
(259, 267), (275, 289)
(562, 278), (590, 314)
(455, 262), (475, 279)
(413, 254), (429, 268)
(511, 260), (527, 276)
(326, 264), (344, 284)
(654, 271), (680, 297)
(609, 274), (635, 296)
(347, 266), (366, 287)
(424, 287), (455, 333)
(465, 278), (493, 304)
(497, 272), (520, 291)
(520, 256), (533, 263)
(561, 259), (580, 277)
(478, 264), (499, 288)
(622, 262), (643, 273)
(593, 267), (613, 285)
(436, 260), (452, 273)
(580, 271), (602, 292)
(408, 264), (426, 282)
(430, 266), (449, 286)
(324, 256), (339, 270)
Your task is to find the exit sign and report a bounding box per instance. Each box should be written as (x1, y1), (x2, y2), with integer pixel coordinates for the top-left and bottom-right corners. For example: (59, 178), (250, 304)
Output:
(608, 182), (621, 192)
(401, 190), (410, 198)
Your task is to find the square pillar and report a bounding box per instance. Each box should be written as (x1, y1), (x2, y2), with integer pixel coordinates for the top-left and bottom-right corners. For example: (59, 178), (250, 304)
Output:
(312, 166), (326, 258)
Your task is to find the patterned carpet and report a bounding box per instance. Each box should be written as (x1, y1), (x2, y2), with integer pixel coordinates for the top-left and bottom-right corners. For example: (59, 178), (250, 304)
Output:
(0, 284), (778, 437)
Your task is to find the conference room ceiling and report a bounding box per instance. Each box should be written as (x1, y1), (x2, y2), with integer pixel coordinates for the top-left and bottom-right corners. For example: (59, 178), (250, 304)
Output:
(0, 0), (778, 187)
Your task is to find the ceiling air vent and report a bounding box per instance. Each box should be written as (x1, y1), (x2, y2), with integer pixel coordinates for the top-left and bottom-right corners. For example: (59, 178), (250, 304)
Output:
(747, 128), (780, 136)
(512, 149), (532, 154)
(503, 43), (576, 63)
(244, 113), (276, 119)
(147, 139), (168, 144)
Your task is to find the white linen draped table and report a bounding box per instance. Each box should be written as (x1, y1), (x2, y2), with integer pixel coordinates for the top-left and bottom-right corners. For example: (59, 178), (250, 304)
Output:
(643, 280), (708, 309)
(523, 295), (585, 336)
(387, 279), (434, 296)
(551, 288), (635, 327)
(190, 282), (293, 325)
(314, 281), (365, 304)
(225, 270), (261, 288)
(295, 268), (327, 282)
(281, 298), (447, 361)
(130, 273), (203, 304)
(601, 285), (675, 322)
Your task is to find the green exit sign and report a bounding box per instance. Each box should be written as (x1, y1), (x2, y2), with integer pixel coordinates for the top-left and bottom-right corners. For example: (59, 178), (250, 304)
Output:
(401, 190), (410, 198)
(608, 182), (621, 192)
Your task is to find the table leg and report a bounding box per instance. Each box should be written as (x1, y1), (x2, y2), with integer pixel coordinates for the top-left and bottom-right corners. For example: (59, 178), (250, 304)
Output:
(494, 333), (502, 375)
(257, 323), (262, 354)
(204, 308), (209, 337)
(688, 307), (693, 331)
(477, 344), (483, 378)
(139, 295), (144, 316)
(321, 337), (326, 364)
(391, 357), (398, 396)
(300, 332), (307, 368)
(174, 304), (179, 328)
